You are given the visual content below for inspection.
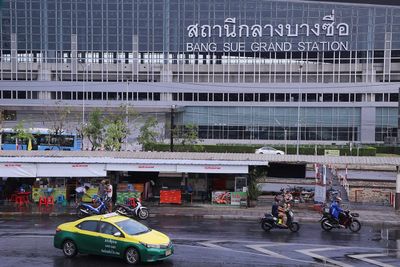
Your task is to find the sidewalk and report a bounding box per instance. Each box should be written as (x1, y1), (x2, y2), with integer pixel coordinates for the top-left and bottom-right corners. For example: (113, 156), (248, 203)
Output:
(0, 201), (399, 227)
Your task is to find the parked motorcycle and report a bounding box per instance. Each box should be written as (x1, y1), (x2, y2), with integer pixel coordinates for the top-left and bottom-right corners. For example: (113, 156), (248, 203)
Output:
(76, 197), (108, 218)
(114, 198), (149, 220)
(260, 208), (300, 232)
(319, 206), (361, 232)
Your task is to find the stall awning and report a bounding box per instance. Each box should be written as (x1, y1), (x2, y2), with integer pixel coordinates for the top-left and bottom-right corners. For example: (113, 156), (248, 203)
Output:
(0, 163), (36, 177)
(107, 163), (176, 172)
(177, 165), (248, 174)
(36, 163), (106, 177)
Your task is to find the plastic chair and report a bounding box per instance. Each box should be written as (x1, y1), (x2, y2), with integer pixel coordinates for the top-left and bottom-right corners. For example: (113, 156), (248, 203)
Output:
(39, 196), (47, 207)
(46, 196), (54, 206)
(56, 195), (65, 205)
(15, 196), (25, 207)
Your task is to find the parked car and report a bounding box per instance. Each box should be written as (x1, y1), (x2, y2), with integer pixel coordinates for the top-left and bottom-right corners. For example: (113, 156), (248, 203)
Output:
(255, 146), (285, 155)
(54, 213), (173, 265)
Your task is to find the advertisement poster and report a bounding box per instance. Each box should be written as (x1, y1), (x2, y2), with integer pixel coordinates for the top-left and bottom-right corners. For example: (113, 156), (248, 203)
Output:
(230, 192), (247, 206)
(212, 191), (231, 205)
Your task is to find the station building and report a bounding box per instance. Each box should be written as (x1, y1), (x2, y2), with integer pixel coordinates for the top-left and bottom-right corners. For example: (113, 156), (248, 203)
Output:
(1, 0), (400, 146)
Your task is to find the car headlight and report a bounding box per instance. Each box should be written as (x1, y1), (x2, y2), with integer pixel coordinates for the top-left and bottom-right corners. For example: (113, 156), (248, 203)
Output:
(140, 242), (161, 249)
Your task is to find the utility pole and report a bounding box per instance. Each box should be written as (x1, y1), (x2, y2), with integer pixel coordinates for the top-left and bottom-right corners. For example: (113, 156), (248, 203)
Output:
(170, 105), (176, 152)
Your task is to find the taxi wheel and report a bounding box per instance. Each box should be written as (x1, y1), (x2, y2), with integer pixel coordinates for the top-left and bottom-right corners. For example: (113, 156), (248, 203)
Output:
(125, 247), (140, 265)
(63, 240), (78, 258)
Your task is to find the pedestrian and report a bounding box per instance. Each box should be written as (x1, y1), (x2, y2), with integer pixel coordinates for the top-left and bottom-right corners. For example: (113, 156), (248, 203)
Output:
(97, 180), (106, 200)
(104, 180), (113, 212)
(75, 184), (90, 204)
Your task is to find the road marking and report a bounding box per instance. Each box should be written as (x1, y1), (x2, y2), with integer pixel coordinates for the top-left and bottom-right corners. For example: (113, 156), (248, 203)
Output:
(296, 247), (353, 267)
(347, 253), (394, 267)
(246, 244), (290, 259)
(198, 240), (231, 251)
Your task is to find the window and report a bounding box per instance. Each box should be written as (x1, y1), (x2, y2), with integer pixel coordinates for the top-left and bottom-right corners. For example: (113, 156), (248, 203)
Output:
(339, 94), (349, 102)
(3, 90), (12, 99)
(244, 93), (253, 102)
(260, 93), (269, 102)
(390, 93), (399, 102)
(62, 91), (72, 100)
(93, 92), (102, 100)
(76, 221), (98, 232)
(214, 93), (223, 101)
(17, 91), (26, 99)
(356, 93), (363, 102)
(184, 93), (193, 101)
(229, 93), (238, 101)
(307, 94), (317, 102)
(199, 93), (207, 101)
(108, 92), (117, 100)
(275, 94), (285, 102)
(99, 222), (120, 236)
(375, 93), (383, 102)
(138, 92), (147, 100)
(323, 94), (333, 102)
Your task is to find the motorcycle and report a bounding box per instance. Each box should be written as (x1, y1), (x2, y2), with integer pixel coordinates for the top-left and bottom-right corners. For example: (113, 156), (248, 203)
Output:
(260, 208), (300, 232)
(114, 198), (149, 220)
(319, 206), (361, 232)
(76, 197), (108, 218)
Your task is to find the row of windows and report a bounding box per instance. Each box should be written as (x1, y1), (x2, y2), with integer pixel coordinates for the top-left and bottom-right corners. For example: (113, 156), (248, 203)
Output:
(183, 125), (359, 141)
(1, 90), (398, 103)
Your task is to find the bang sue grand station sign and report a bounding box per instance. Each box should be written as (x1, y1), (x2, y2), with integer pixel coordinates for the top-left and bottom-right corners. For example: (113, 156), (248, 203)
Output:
(186, 10), (350, 52)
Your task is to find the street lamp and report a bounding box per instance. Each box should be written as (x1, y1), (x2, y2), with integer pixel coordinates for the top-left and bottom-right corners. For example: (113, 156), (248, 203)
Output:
(170, 105), (176, 152)
(296, 65), (303, 156)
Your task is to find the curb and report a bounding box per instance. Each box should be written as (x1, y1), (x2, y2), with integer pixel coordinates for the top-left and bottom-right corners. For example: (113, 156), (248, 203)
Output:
(1, 212), (399, 227)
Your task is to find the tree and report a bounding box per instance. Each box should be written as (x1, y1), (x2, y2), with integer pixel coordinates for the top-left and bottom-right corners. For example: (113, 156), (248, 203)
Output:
(137, 116), (159, 150)
(103, 104), (138, 151)
(247, 166), (267, 205)
(43, 102), (73, 148)
(83, 108), (105, 150)
(179, 123), (202, 152)
(13, 121), (34, 149)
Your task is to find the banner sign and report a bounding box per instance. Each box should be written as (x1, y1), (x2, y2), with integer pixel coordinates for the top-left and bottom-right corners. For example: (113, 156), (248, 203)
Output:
(186, 10), (350, 52)
(230, 192), (247, 206)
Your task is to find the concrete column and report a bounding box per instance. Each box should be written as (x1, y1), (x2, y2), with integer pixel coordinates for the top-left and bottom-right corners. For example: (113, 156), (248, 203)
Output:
(11, 33), (17, 80)
(396, 166), (400, 210)
(71, 34), (78, 81)
(360, 107), (376, 143)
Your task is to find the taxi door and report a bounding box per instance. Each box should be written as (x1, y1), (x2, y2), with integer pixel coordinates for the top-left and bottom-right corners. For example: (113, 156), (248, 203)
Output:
(94, 221), (126, 258)
(74, 220), (99, 254)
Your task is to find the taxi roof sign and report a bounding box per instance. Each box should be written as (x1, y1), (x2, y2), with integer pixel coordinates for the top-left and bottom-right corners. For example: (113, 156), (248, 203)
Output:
(102, 212), (119, 219)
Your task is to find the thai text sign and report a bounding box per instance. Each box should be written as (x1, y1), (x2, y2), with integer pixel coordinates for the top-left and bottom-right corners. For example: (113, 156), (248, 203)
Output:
(186, 10), (350, 52)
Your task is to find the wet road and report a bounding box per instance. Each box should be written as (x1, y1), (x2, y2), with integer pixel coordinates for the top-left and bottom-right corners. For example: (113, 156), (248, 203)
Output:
(0, 215), (400, 267)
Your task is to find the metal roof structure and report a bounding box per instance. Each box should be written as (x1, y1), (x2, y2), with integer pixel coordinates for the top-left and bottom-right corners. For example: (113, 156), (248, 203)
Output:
(0, 150), (399, 166)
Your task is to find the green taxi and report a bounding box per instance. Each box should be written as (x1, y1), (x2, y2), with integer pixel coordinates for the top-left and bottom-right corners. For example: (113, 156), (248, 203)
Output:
(54, 213), (173, 265)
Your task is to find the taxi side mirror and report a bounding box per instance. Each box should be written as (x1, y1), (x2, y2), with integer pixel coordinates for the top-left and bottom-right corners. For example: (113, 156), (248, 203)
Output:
(113, 231), (124, 238)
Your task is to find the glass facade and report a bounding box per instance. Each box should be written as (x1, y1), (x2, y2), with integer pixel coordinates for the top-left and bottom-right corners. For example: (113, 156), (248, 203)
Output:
(1, 0), (399, 144)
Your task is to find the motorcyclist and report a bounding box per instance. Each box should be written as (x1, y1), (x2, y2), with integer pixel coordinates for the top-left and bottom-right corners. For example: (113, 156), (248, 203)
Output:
(277, 200), (288, 227)
(271, 195), (280, 218)
(329, 197), (343, 224)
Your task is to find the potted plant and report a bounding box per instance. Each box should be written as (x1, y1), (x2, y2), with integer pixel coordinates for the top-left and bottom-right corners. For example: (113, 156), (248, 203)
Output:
(247, 166), (266, 207)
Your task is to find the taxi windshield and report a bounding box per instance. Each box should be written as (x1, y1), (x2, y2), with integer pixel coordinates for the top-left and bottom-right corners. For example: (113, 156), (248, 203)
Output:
(115, 218), (150, 235)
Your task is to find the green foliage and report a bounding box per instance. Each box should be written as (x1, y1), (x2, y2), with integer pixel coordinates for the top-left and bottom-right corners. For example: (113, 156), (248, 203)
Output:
(104, 119), (129, 151)
(83, 108), (105, 150)
(145, 143), (377, 156)
(13, 121), (34, 144)
(137, 116), (159, 149)
(247, 167), (265, 201)
(178, 124), (203, 152)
